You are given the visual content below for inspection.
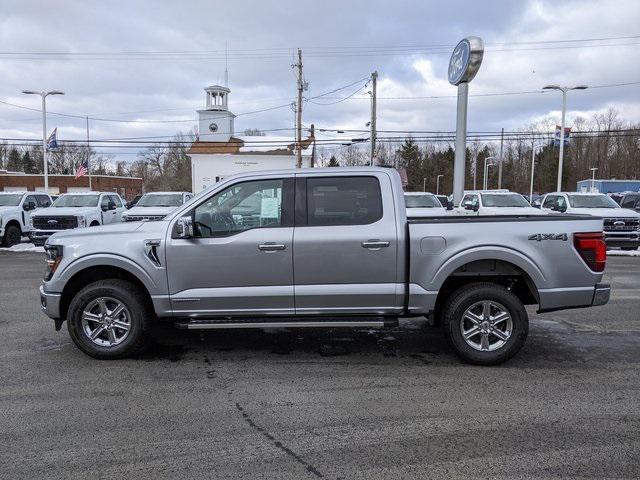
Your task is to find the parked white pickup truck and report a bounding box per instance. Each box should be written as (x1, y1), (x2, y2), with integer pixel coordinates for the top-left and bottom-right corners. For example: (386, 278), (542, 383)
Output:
(0, 191), (52, 247)
(404, 192), (448, 217)
(121, 191), (192, 222)
(30, 192), (126, 246)
(458, 191), (546, 216)
(541, 192), (640, 250)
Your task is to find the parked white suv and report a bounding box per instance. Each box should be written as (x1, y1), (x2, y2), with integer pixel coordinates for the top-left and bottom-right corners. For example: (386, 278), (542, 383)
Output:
(404, 192), (448, 217)
(0, 191), (53, 247)
(541, 192), (640, 250)
(458, 191), (546, 216)
(30, 192), (126, 246)
(121, 191), (192, 222)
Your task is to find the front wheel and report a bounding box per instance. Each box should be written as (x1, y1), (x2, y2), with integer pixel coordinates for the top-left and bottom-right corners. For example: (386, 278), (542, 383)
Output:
(67, 279), (153, 359)
(441, 282), (528, 365)
(1, 224), (21, 247)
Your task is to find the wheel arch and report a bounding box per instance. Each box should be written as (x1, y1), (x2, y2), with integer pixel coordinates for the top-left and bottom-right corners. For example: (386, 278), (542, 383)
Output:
(59, 265), (153, 321)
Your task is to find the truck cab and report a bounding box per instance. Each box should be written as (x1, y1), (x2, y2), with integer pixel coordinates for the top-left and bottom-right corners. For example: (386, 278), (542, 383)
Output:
(541, 192), (640, 250)
(0, 191), (52, 247)
(30, 192), (125, 246)
(458, 191), (546, 216)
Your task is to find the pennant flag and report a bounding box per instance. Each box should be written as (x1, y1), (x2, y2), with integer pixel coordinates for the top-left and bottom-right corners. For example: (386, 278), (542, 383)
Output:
(553, 125), (571, 147)
(46, 128), (58, 150)
(75, 159), (88, 179)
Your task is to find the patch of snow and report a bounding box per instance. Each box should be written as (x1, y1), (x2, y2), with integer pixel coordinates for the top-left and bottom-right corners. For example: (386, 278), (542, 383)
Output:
(0, 243), (44, 253)
(607, 249), (640, 257)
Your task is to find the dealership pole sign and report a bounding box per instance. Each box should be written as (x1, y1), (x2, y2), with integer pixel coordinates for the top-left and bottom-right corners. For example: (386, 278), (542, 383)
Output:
(449, 37), (484, 204)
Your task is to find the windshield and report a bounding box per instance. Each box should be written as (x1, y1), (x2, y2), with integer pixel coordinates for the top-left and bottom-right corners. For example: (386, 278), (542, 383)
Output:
(481, 193), (530, 208)
(137, 193), (183, 207)
(52, 195), (99, 207)
(405, 194), (441, 208)
(568, 194), (619, 208)
(0, 194), (23, 206)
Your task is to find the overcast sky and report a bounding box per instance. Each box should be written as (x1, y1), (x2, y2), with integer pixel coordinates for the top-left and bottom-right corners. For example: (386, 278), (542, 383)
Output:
(1, 0), (639, 160)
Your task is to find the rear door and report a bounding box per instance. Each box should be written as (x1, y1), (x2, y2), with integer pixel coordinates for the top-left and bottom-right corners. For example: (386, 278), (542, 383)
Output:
(293, 172), (402, 314)
(110, 195), (125, 222)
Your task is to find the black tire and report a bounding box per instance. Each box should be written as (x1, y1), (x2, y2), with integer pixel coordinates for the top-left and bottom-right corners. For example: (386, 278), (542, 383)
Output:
(67, 279), (153, 359)
(1, 224), (21, 247)
(441, 282), (528, 366)
(621, 246), (638, 251)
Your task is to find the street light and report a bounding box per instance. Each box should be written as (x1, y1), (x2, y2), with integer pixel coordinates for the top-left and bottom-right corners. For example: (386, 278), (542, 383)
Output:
(483, 156), (496, 190)
(529, 142), (545, 203)
(590, 167), (598, 192)
(436, 174), (444, 195)
(542, 84), (588, 192)
(21, 90), (65, 193)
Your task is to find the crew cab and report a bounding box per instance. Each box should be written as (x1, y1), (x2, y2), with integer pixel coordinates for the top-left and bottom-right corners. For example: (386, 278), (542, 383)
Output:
(0, 191), (52, 247)
(40, 168), (609, 365)
(541, 192), (640, 250)
(121, 191), (192, 222)
(404, 192), (448, 217)
(30, 192), (125, 246)
(457, 190), (547, 216)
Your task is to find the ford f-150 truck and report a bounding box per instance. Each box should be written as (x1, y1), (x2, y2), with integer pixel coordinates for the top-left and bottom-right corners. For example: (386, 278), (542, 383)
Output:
(541, 192), (640, 250)
(30, 192), (126, 246)
(40, 168), (610, 365)
(121, 191), (193, 222)
(0, 191), (53, 247)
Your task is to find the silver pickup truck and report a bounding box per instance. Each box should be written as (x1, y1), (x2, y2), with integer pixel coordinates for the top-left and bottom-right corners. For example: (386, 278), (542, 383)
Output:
(40, 167), (610, 365)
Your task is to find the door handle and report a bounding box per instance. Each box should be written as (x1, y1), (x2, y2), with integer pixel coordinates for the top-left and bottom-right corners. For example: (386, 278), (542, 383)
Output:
(361, 240), (390, 249)
(258, 243), (286, 251)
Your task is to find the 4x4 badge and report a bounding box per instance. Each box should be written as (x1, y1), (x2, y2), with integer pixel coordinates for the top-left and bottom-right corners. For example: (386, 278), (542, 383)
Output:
(528, 233), (568, 242)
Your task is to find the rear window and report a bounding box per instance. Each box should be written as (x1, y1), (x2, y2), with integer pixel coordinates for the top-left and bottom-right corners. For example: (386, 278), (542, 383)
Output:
(405, 194), (441, 208)
(306, 176), (382, 226)
(481, 194), (530, 207)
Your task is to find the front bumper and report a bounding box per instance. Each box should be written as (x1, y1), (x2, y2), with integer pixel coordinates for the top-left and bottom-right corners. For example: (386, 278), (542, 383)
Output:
(40, 285), (62, 320)
(29, 229), (61, 245)
(604, 231), (639, 248)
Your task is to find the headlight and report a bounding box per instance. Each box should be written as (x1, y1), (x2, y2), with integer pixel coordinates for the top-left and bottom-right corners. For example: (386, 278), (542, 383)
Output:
(44, 244), (63, 281)
(78, 216), (86, 228)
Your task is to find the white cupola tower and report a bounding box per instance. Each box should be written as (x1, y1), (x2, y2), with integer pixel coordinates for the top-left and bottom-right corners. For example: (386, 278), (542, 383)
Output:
(197, 85), (235, 142)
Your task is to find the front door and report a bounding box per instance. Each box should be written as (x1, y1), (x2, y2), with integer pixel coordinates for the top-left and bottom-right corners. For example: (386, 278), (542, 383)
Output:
(165, 176), (295, 317)
(293, 173), (402, 315)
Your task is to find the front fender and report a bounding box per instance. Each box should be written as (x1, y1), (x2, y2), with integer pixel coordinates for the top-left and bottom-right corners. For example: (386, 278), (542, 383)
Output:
(49, 253), (159, 294)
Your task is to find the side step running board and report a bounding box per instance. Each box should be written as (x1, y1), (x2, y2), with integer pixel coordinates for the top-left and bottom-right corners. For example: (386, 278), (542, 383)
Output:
(175, 318), (397, 330)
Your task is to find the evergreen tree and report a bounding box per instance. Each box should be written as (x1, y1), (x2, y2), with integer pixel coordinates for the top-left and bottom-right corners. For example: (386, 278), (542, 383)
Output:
(22, 151), (36, 173)
(327, 155), (340, 167)
(6, 148), (23, 171)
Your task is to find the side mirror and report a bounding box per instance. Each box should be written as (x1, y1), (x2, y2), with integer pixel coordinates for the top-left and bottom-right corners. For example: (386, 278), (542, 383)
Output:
(463, 200), (474, 210)
(557, 204), (567, 213)
(175, 216), (194, 239)
(23, 201), (36, 211)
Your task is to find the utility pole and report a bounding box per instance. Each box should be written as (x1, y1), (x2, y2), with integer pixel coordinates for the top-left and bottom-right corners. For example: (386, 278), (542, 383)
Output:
(86, 116), (92, 190)
(497, 127), (504, 189)
(370, 71), (377, 166)
(295, 49), (303, 168)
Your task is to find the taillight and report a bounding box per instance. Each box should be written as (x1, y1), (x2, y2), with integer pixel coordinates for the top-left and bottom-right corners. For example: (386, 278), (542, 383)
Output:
(573, 232), (606, 272)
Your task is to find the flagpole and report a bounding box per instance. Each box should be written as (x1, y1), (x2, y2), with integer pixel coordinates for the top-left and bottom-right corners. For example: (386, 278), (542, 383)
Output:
(86, 116), (92, 190)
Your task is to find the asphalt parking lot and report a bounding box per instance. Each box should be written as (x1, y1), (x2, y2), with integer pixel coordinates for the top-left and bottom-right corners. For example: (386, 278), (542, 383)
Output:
(1, 252), (639, 479)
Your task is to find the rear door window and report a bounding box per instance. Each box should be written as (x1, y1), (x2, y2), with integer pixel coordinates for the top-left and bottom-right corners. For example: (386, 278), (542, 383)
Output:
(305, 176), (382, 226)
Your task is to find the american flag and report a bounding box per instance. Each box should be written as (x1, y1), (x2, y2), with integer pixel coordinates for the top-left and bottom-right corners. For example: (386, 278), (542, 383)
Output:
(75, 159), (88, 179)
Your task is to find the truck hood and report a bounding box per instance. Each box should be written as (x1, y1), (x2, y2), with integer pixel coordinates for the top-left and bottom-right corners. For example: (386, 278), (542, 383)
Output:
(568, 207), (640, 218)
(124, 206), (175, 217)
(47, 219), (168, 244)
(406, 207), (448, 217)
(32, 206), (97, 217)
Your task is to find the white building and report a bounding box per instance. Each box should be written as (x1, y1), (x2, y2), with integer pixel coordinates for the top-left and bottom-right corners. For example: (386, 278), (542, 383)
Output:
(189, 85), (313, 192)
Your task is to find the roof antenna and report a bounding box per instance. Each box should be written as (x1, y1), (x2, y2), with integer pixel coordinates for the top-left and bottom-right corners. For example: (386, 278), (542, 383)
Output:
(224, 41), (229, 87)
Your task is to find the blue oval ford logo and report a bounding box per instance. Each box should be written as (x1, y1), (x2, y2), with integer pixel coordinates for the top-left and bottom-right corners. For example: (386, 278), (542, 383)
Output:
(448, 39), (471, 85)
(47, 219), (58, 225)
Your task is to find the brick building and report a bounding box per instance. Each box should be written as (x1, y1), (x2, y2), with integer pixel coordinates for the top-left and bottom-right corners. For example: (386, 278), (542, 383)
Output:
(0, 171), (143, 200)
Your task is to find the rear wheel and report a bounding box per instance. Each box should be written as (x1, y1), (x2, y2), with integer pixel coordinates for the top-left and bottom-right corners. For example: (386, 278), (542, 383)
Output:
(67, 279), (153, 359)
(441, 282), (528, 365)
(1, 224), (21, 247)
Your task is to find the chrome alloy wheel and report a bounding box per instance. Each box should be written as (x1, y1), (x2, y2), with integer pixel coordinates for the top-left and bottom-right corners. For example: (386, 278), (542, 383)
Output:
(81, 297), (131, 347)
(460, 300), (513, 352)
